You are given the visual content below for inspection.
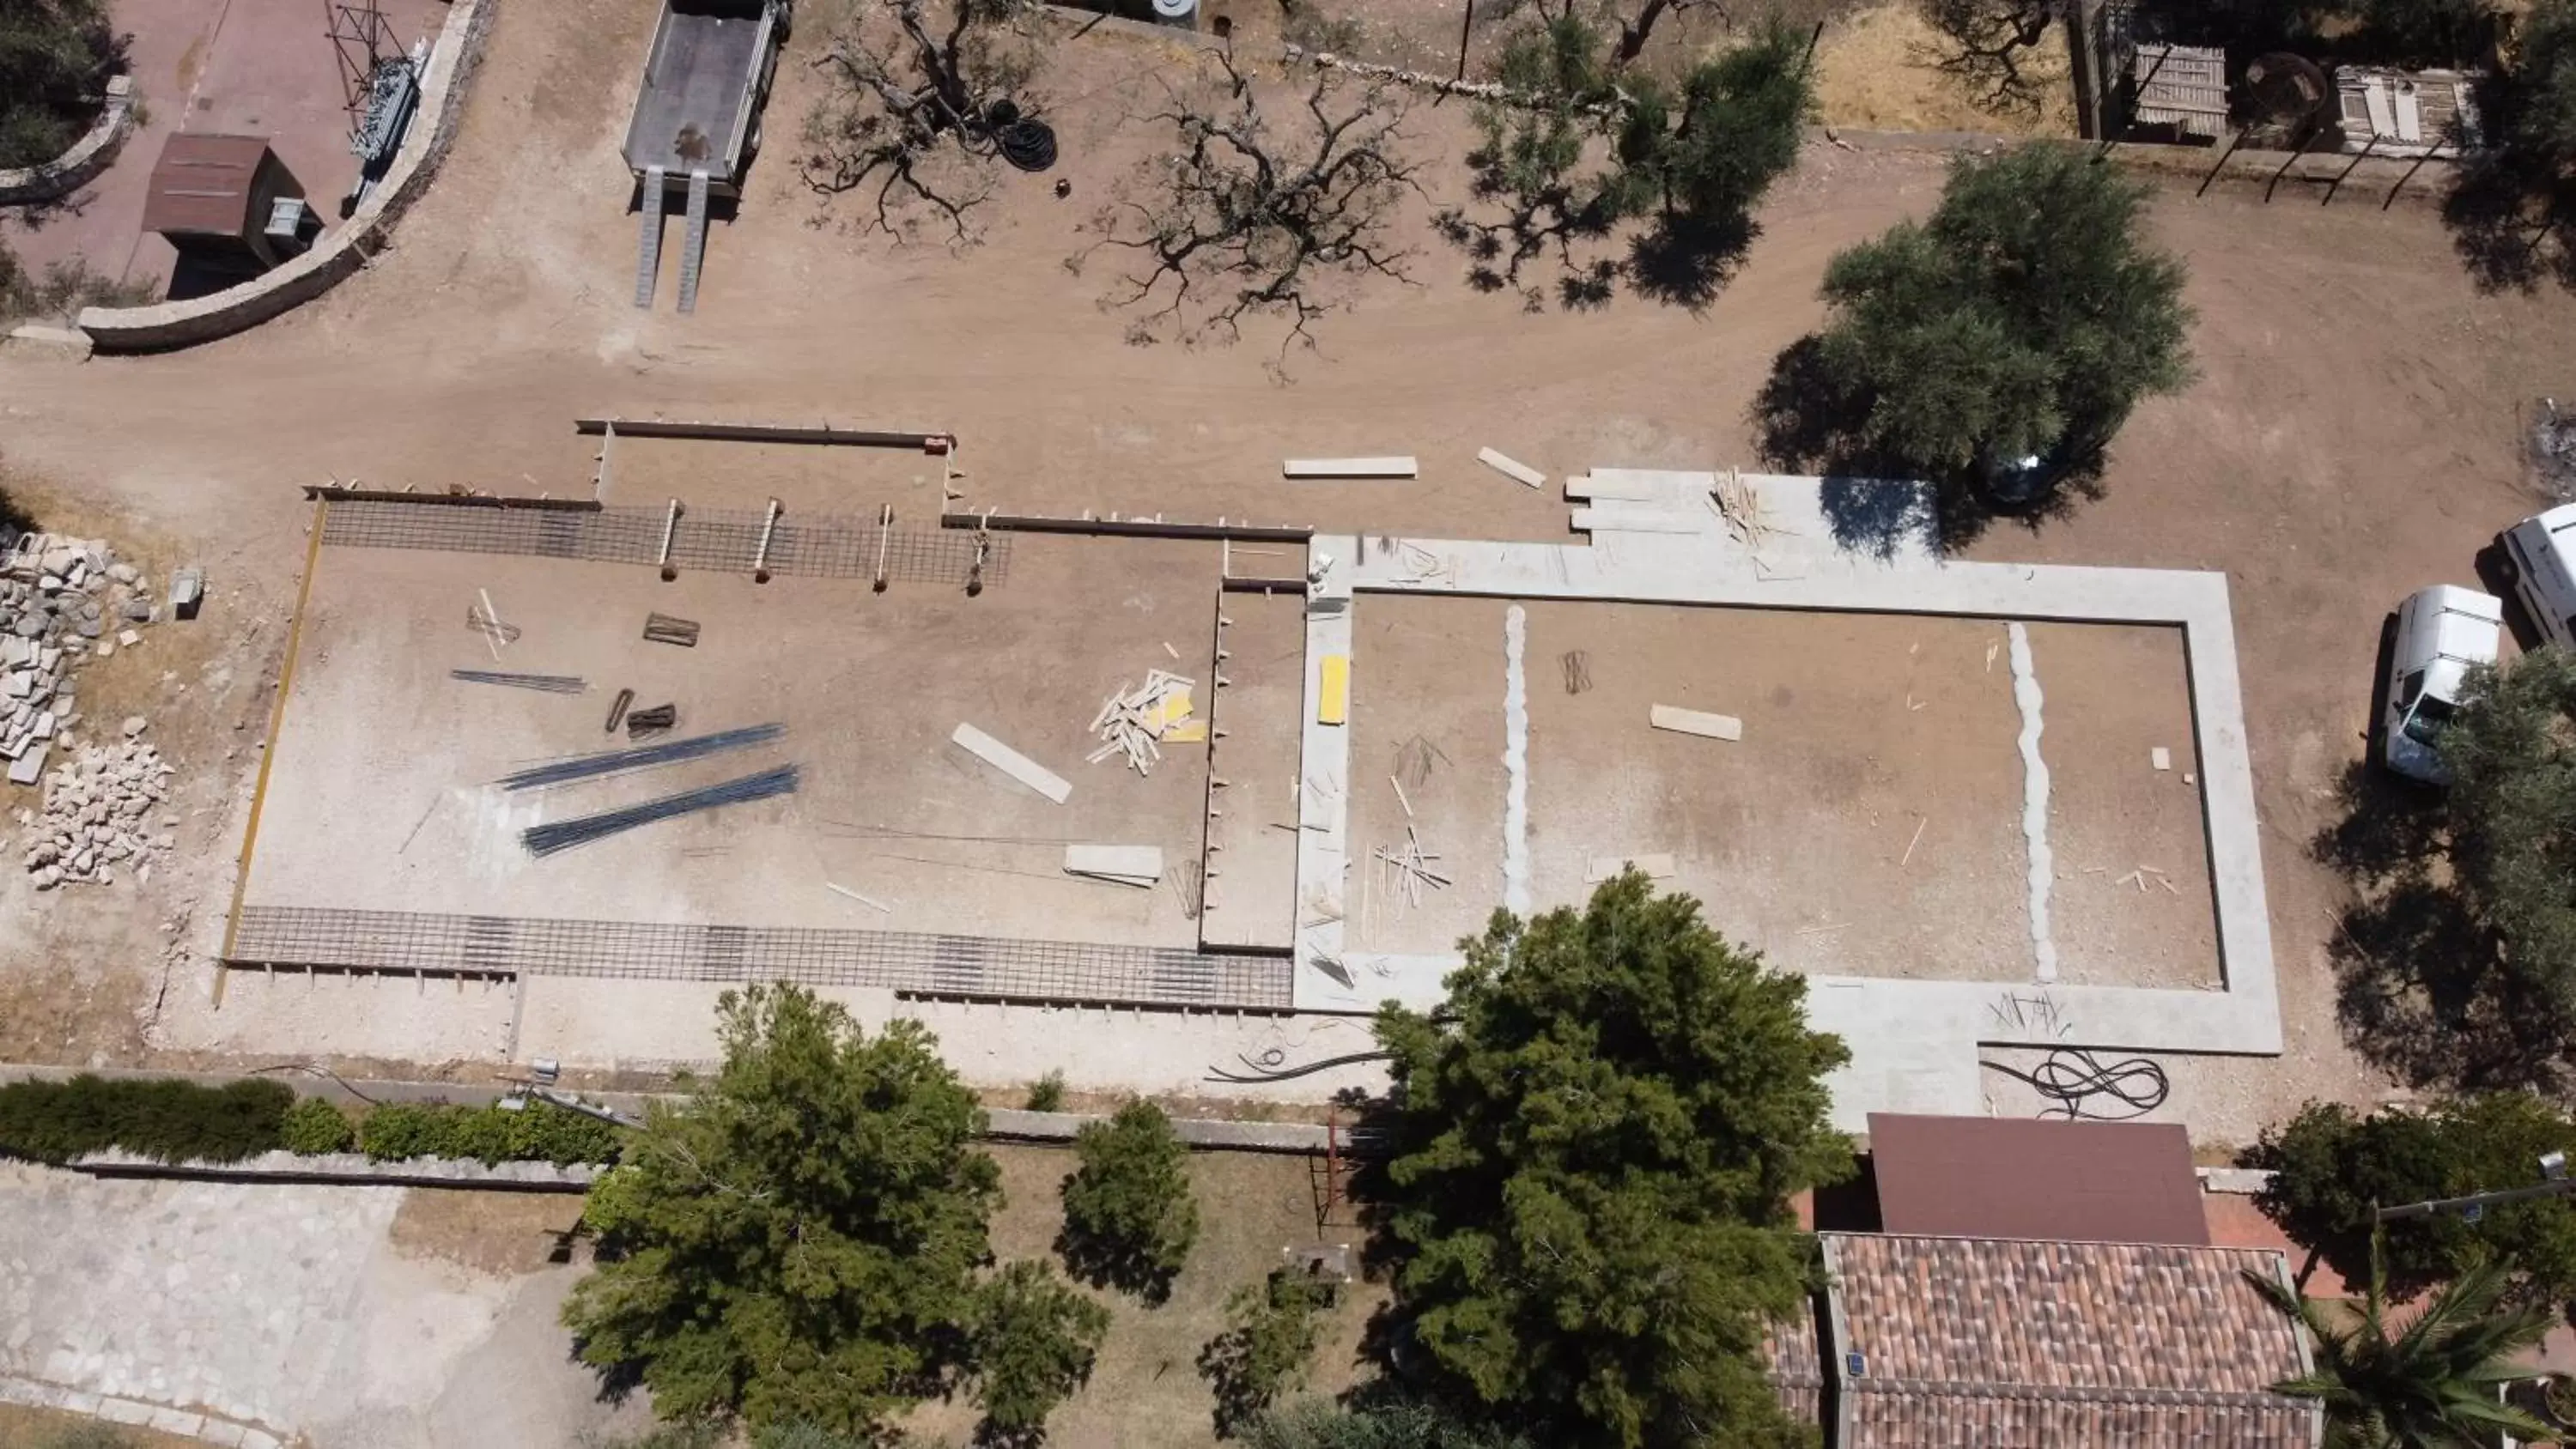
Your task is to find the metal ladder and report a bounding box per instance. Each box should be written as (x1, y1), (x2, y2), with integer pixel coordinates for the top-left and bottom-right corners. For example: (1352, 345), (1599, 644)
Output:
(634, 166), (665, 309)
(676, 169), (711, 314)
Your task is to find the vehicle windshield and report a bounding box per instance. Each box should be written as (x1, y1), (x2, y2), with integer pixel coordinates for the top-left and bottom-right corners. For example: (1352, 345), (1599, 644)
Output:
(2403, 695), (2458, 748)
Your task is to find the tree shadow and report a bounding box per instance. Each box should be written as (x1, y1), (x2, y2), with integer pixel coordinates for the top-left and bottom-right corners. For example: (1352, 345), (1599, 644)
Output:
(1052, 1222), (1178, 1307)
(2311, 758), (2576, 1094)
(1749, 334), (2103, 551)
(1622, 210), (1756, 311)
(2441, 153), (2576, 295)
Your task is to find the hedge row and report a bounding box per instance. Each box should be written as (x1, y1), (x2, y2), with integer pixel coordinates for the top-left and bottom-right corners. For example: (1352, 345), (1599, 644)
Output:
(0, 1074), (624, 1167)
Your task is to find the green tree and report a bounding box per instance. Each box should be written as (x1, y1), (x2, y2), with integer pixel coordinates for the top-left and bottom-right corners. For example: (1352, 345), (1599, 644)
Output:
(1244, 1392), (1533, 1449)
(1058, 1099), (1198, 1301)
(561, 984), (1002, 1438)
(2440, 648), (2576, 1012)
(1199, 1269), (1338, 1438)
(2250, 1094), (2576, 1303)
(0, 0), (125, 169)
(1442, 17), (1812, 308)
(2251, 1234), (2555, 1448)
(1761, 144), (2192, 512)
(2518, 0), (2576, 167)
(967, 1259), (1111, 1446)
(1368, 872), (1850, 1449)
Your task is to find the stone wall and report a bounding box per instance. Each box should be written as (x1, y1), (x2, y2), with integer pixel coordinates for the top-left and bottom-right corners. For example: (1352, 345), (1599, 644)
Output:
(76, 0), (499, 353)
(0, 77), (135, 207)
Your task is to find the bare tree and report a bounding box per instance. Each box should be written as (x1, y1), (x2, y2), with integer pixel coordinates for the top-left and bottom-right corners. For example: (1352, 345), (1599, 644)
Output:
(1075, 51), (1425, 369)
(1916, 0), (2066, 115)
(801, 0), (1050, 241)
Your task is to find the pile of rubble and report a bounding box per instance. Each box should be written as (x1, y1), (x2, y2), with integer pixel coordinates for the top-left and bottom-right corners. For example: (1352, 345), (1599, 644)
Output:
(20, 726), (174, 890)
(0, 530), (158, 788)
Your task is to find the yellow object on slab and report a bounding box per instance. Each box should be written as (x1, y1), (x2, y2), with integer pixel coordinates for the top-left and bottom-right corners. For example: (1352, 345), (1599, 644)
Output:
(1147, 688), (1195, 734)
(1317, 655), (1350, 725)
(1163, 721), (1208, 743)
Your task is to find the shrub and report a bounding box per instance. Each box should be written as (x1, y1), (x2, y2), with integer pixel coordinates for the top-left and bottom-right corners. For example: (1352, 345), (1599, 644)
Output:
(0, 1074), (291, 1165)
(1200, 1269), (1339, 1437)
(1024, 1070), (1066, 1113)
(968, 1259), (1111, 1443)
(1059, 1099), (1198, 1301)
(359, 1100), (623, 1164)
(1246, 1394), (1535, 1449)
(280, 1096), (356, 1155)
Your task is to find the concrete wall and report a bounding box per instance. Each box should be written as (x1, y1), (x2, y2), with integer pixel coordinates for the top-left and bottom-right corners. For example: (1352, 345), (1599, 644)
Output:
(76, 0), (498, 353)
(0, 77), (134, 207)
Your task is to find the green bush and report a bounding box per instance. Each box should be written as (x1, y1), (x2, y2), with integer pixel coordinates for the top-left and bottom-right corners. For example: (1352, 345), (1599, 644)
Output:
(968, 1258), (1111, 1442)
(0, 1074), (292, 1165)
(358, 1100), (624, 1165)
(1059, 1099), (1198, 1301)
(1024, 1069), (1066, 1113)
(1199, 1269), (1339, 1437)
(280, 1096), (356, 1155)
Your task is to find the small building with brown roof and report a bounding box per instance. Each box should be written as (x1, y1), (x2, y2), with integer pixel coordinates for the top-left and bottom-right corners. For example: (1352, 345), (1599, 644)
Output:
(142, 133), (307, 270)
(1817, 1234), (2321, 1449)
(1867, 1113), (2208, 1246)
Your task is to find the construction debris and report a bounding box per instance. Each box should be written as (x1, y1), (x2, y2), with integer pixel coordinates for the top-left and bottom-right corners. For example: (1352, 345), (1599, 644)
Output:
(1477, 448), (1545, 489)
(954, 722), (1072, 803)
(465, 596), (520, 647)
(605, 688), (635, 734)
(522, 764), (799, 856)
(1585, 852), (1674, 883)
(0, 532), (160, 784)
(1649, 704), (1742, 742)
(498, 723), (786, 791)
(2150, 746), (2173, 772)
(1284, 457), (1417, 479)
(825, 881), (894, 913)
(20, 738), (173, 889)
(625, 703), (678, 737)
(642, 612), (701, 647)
(1373, 826), (1449, 912)
(451, 670), (587, 694)
(1712, 470), (1777, 549)
(1087, 670), (1197, 777)
(1064, 844), (1163, 888)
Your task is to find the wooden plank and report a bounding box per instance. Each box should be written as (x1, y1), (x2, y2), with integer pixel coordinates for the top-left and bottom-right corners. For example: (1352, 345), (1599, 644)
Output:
(1586, 852), (1676, 883)
(1284, 457), (1418, 479)
(1477, 448), (1545, 488)
(1650, 704), (1742, 742)
(951, 723), (1072, 803)
(1065, 845), (1164, 883)
(1572, 507), (1704, 535)
(1317, 655), (1350, 725)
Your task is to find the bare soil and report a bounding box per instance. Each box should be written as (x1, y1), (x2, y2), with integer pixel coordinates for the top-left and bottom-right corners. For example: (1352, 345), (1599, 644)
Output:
(0, 0), (2569, 1145)
(0, 1404), (202, 1449)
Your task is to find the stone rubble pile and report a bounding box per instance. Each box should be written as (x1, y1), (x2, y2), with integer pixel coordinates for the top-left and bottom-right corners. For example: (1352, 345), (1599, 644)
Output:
(19, 726), (175, 890)
(0, 530), (157, 791)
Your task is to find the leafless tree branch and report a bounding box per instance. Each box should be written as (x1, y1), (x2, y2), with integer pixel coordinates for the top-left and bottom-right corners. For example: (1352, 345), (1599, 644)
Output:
(799, 0), (1044, 243)
(1915, 0), (2066, 117)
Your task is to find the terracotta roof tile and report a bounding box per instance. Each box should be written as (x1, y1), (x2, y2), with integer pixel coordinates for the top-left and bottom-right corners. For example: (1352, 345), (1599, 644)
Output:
(1768, 1307), (1824, 1425)
(1820, 1234), (2322, 1449)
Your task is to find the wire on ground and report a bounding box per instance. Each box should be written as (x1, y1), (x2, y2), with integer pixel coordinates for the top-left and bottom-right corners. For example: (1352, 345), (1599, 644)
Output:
(498, 723), (786, 791)
(1978, 1048), (2171, 1121)
(522, 764), (800, 857)
(452, 670), (587, 694)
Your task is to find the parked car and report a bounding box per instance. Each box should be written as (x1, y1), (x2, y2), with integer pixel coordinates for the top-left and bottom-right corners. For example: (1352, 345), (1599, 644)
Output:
(2383, 584), (2503, 785)
(2500, 503), (2576, 651)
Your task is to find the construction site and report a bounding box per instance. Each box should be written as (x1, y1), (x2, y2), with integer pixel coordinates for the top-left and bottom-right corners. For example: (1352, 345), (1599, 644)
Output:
(192, 425), (2268, 1124)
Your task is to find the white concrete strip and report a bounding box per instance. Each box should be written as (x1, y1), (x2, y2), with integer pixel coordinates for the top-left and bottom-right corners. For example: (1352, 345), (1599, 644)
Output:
(1504, 604), (1530, 913)
(951, 722), (1071, 804)
(1564, 474), (1662, 501)
(2006, 623), (2059, 985)
(1572, 506), (1704, 535)
(1293, 576), (1356, 1003)
(1478, 447), (1545, 488)
(1285, 457), (1417, 478)
(1650, 704), (1743, 741)
(1587, 852), (1675, 883)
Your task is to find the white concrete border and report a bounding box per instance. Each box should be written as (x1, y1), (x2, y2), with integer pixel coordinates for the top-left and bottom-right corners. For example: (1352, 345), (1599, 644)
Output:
(0, 76), (134, 206)
(1288, 473), (2281, 1125)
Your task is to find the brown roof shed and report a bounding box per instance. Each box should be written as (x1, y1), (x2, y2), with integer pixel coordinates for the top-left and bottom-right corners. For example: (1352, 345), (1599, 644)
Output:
(142, 133), (291, 240)
(1867, 1113), (2209, 1246)
(1820, 1234), (2321, 1449)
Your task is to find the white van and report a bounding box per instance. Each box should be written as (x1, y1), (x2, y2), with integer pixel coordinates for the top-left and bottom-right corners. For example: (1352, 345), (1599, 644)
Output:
(2500, 504), (2576, 651)
(2384, 584), (2503, 785)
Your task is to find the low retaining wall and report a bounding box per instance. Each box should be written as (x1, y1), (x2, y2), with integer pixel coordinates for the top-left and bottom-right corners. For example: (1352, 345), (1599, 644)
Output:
(76, 0), (498, 352)
(70, 1147), (600, 1191)
(0, 76), (134, 207)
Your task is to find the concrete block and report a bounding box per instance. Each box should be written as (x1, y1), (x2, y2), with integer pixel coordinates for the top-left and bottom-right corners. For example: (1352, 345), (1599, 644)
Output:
(1649, 705), (1741, 742)
(951, 723), (1071, 804)
(8, 743), (47, 785)
(147, 1407), (205, 1435)
(3, 324), (93, 361)
(1476, 447), (1545, 488)
(98, 1396), (154, 1425)
(1284, 457), (1416, 479)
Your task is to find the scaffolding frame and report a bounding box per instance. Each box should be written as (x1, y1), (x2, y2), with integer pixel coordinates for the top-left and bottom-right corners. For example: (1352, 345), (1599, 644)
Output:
(325, 1), (404, 112)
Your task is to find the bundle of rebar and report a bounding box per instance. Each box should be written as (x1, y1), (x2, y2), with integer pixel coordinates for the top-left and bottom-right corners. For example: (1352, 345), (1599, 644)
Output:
(498, 723), (786, 791)
(626, 703), (677, 737)
(642, 613), (701, 647)
(521, 764), (799, 857)
(451, 670), (586, 693)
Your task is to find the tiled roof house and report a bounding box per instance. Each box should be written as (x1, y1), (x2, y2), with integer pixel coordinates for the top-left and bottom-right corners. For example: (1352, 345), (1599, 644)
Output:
(1814, 1234), (2324, 1449)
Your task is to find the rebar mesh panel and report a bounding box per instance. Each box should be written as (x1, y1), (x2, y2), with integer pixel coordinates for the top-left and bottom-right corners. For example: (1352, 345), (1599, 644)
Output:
(230, 906), (1289, 1009)
(319, 501), (1008, 585)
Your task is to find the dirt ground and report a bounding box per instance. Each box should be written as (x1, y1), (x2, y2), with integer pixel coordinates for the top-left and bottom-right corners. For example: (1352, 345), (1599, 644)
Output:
(1812, 2), (2078, 136)
(902, 1142), (1376, 1449)
(0, 1405), (201, 1449)
(0, 0), (2572, 1147)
